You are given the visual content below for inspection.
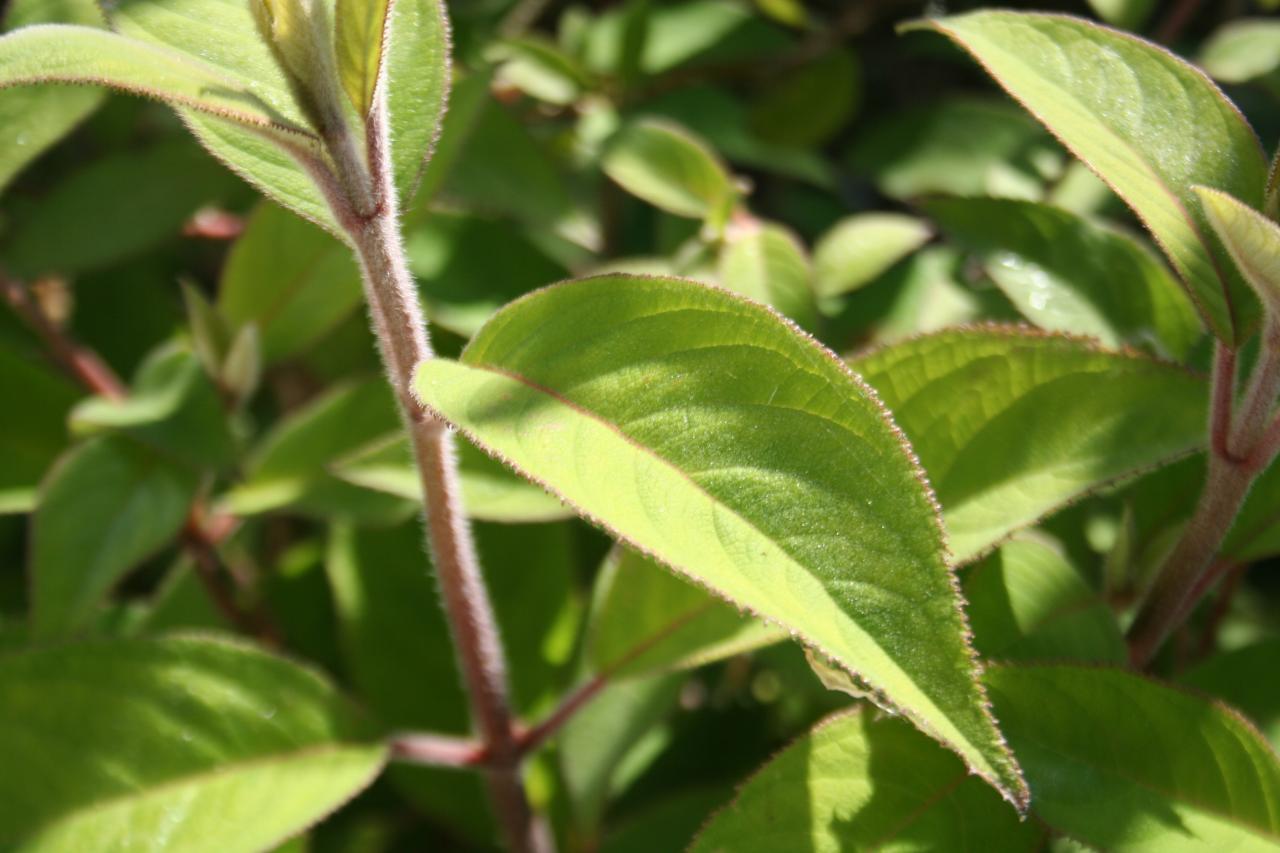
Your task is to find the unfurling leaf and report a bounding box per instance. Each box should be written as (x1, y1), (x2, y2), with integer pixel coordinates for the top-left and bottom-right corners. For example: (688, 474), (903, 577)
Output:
(1195, 187), (1280, 316)
(415, 274), (1027, 805)
(334, 0), (391, 117)
(911, 11), (1269, 345)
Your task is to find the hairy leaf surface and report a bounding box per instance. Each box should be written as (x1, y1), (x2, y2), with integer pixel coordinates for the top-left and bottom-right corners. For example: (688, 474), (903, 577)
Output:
(414, 274), (1025, 801)
(853, 327), (1207, 562)
(1195, 187), (1280, 313)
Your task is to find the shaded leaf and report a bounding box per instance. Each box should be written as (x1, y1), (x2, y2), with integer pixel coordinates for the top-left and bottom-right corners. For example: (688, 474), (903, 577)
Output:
(925, 196), (1202, 357)
(693, 710), (1040, 852)
(748, 49), (859, 149)
(1086, 0), (1156, 30)
(414, 274), (1026, 803)
(914, 11), (1269, 344)
(1181, 640), (1280, 748)
(964, 534), (1125, 663)
(986, 664), (1280, 851)
(586, 548), (781, 679)
(852, 327), (1207, 562)
(0, 635), (386, 850)
(0, 344), (79, 514)
(31, 436), (197, 637)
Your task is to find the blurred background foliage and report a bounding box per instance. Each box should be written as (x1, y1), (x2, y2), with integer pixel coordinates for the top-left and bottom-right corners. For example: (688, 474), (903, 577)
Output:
(2, 0), (1279, 849)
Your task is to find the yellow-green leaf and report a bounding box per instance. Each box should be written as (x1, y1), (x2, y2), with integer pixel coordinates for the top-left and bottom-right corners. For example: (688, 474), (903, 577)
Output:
(334, 0), (391, 117)
(1195, 187), (1280, 314)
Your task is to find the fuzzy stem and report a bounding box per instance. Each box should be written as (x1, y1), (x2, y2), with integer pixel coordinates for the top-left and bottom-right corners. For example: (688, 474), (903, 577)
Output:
(1128, 336), (1280, 666)
(328, 98), (545, 852)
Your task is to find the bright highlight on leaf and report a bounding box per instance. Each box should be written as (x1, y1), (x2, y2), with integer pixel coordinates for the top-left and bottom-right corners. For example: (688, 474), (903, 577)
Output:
(0, 636), (387, 851)
(1195, 187), (1280, 316)
(911, 11), (1269, 345)
(853, 327), (1208, 562)
(414, 274), (1027, 804)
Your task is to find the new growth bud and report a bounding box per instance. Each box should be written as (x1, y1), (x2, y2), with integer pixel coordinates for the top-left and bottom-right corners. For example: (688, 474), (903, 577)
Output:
(250, 0), (347, 135)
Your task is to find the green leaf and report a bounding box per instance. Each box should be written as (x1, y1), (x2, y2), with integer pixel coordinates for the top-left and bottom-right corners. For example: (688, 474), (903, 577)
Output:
(813, 213), (932, 300)
(489, 36), (593, 106)
(692, 710), (1040, 853)
(0, 344), (79, 514)
(70, 346), (236, 469)
(718, 221), (816, 329)
(847, 97), (1059, 201)
(414, 274), (1027, 804)
(3, 140), (240, 278)
(0, 0), (105, 195)
(912, 11), (1269, 345)
(1086, 0), (1156, 30)
(924, 196), (1203, 358)
(1194, 187), (1280, 315)
(1181, 640), (1280, 749)
(382, 0), (449, 200)
(986, 664), (1280, 850)
(747, 49), (859, 149)
(31, 437), (197, 637)
(0, 635), (387, 850)
(334, 0), (390, 117)
(0, 24), (313, 135)
(586, 548), (781, 679)
(964, 534), (1125, 663)
(218, 202), (364, 363)
(852, 327), (1208, 562)
(603, 119), (735, 224)
(331, 435), (574, 523)
(1199, 20), (1280, 84)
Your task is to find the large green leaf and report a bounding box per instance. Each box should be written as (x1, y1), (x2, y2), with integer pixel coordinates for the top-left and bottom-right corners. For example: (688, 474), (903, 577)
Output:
(986, 664), (1280, 851)
(913, 11), (1269, 344)
(692, 710), (1040, 852)
(31, 436), (197, 637)
(964, 534), (1125, 663)
(586, 548), (780, 679)
(852, 327), (1208, 563)
(414, 274), (1026, 803)
(218, 202), (364, 363)
(0, 635), (387, 851)
(925, 196), (1202, 358)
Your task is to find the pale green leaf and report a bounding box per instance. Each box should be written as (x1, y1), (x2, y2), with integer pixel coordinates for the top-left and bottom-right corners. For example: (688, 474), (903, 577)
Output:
(913, 11), (1269, 344)
(0, 635), (387, 851)
(489, 36), (592, 106)
(382, 0), (449, 200)
(964, 534), (1125, 663)
(925, 196), (1202, 358)
(31, 437), (197, 637)
(0, 24), (312, 134)
(334, 0), (390, 116)
(586, 548), (781, 679)
(414, 274), (1027, 803)
(1199, 20), (1280, 84)
(986, 664), (1280, 851)
(692, 710), (1040, 853)
(813, 213), (932, 300)
(218, 202), (363, 362)
(602, 119), (735, 223)
(718, 222), (816, 329)
(852, 327), (1208, 562)
(1194, 187), (1280, 314)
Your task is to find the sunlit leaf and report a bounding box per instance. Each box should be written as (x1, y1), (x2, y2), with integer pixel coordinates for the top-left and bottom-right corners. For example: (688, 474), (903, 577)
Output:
(0, 635), (386, 851)
(415, 274), (1027, 803)
(334, 0), (391, 117)
(1199, 19), (1280, 84)
(603, 119), (735, 224)
(718, 221), (816, 329)
(1194, 187), (1280, 314)
(913, 11), (1269, 344)
(853, 327), (1207, 562)
(813, 213), (932, 301)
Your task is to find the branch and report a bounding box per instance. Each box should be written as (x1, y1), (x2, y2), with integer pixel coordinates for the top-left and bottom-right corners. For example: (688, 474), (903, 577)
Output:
(390, 732), (489, 768)
(181, 506), (281, 646)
